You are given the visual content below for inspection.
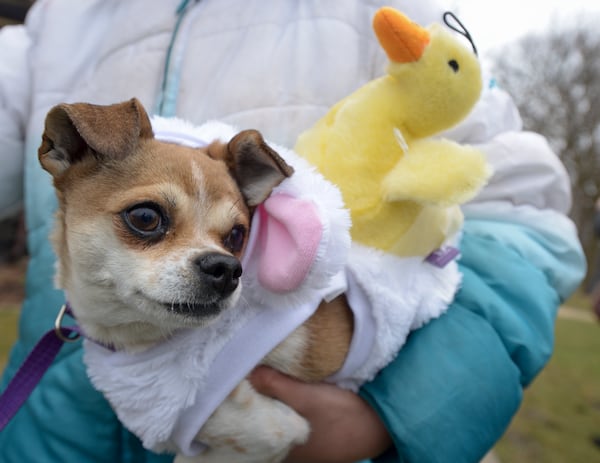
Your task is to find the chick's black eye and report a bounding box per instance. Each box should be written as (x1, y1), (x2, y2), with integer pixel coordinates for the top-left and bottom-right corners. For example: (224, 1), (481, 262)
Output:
(224, 225), (246, 253)
(122, 203), (167, 238)
(448, 59), (459, 73)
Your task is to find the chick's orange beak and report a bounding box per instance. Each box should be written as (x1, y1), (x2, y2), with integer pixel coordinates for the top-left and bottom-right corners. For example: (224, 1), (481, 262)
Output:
(373, 7), (430, 63)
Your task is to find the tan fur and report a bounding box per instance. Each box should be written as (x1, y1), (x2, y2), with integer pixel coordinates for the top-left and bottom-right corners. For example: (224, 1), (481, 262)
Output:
(40, 98), (354, 463)
(264, 296), (353, 381)
(298, 296), (354, 380)
(60, 140), (249, 249)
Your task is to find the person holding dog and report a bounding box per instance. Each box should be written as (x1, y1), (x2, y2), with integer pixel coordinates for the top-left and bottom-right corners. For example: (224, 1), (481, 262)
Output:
(0, 1), (585, 462)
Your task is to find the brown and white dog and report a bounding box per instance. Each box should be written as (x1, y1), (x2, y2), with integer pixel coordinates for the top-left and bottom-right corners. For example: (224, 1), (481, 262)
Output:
(39, 98), (354, 462)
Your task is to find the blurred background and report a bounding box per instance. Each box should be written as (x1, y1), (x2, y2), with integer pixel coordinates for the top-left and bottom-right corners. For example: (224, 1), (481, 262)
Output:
(0, 1), (598, 462)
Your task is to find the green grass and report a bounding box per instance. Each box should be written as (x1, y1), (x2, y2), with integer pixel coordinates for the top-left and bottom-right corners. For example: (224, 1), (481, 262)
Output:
(565, 287), (593, 311)
(495, 317), (600, 462)
(0, 305), (19, 372)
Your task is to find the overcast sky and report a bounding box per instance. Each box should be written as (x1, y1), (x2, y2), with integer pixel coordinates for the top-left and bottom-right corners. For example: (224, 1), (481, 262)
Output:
(447, 0), (600, 58)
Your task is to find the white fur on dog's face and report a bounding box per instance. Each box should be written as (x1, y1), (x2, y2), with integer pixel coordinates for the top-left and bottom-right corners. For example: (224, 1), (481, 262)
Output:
(56, 139), (250, 350)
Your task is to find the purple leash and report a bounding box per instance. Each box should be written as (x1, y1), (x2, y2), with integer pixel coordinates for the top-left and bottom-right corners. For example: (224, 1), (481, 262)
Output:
(0, 303), (81, 431)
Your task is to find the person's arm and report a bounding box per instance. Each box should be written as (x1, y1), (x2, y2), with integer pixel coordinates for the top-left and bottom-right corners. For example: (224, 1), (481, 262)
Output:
(253, 81), (585, 463)
(367, 73), (585, 461)
(0, 23), (30, 220)
(360, 223), (583, 463)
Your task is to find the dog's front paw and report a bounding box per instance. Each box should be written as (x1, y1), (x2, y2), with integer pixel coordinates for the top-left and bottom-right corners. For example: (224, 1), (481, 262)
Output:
(188, 380), (309, 463)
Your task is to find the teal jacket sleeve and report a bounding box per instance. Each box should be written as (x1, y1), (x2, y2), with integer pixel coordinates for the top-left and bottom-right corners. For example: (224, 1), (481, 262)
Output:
(359, 220), (585, 463)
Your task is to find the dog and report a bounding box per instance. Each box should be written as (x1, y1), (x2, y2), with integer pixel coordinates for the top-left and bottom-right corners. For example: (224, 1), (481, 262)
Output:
(39, 98), (355, 463)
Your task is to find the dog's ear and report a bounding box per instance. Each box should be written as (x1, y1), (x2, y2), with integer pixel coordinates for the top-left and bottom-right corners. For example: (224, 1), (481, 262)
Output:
(38, 98), (154, 177)
(210, 130), (294, 206)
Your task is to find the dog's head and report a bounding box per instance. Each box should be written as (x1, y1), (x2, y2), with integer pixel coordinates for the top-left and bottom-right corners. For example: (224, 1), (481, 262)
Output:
(39, 98), (292, 350)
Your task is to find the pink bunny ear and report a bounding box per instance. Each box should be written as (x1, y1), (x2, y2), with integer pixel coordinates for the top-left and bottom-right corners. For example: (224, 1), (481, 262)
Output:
(250, 193), (323, 293)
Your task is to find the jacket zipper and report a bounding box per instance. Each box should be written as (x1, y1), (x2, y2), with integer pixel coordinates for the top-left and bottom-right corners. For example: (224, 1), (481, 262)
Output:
(154, 0), (201, 116)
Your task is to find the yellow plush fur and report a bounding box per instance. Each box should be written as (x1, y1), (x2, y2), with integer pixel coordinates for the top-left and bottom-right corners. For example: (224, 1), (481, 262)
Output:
(295, 7), (491, 257)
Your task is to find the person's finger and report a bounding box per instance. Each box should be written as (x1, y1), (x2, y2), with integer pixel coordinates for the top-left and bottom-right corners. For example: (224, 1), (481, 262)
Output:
(248, 366), (315, 410)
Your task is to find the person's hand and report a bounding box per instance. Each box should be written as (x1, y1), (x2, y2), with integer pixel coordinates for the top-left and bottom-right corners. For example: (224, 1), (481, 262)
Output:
(249, 366), (392, 463)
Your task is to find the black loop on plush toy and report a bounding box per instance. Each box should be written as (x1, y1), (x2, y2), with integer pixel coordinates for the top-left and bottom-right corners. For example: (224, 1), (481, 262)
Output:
(443, 12), (478, 56)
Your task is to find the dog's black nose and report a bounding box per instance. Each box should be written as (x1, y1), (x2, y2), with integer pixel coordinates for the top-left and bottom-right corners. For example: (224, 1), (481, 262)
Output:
(194, 253), (242, 295)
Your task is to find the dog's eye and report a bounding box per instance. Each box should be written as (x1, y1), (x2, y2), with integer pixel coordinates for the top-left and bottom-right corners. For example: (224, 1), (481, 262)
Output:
(122, 203), (167, 239)
(224, 225), (246, 253)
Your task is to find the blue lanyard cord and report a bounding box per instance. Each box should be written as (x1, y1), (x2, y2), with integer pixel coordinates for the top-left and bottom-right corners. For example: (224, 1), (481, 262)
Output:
(176, 0), (194, 14)
(154, 0), (198, 116)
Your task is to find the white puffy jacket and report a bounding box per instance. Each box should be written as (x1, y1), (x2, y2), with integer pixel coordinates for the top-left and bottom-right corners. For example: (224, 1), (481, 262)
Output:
(0, 0), (573, 220)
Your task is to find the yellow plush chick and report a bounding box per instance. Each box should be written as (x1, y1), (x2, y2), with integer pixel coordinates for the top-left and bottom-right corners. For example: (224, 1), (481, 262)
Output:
(295, 7), (491, 257)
